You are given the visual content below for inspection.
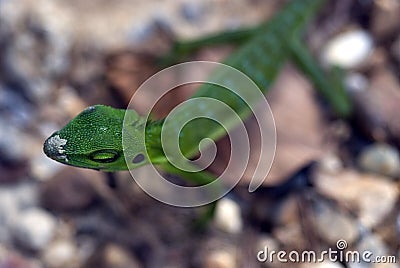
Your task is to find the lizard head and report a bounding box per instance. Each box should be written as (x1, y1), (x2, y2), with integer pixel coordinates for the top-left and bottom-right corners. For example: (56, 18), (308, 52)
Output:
(43, 105), (149, 171)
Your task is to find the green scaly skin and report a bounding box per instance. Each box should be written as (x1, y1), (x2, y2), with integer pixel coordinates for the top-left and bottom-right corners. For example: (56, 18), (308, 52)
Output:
(43, 0), (351, 172)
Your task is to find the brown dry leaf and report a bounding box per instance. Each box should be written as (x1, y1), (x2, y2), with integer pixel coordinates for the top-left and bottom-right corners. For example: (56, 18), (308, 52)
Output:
(105, 50), (186, 117)
(209, 64), (329, 186)
(105, 51), (158, 106)
(264, 65), (328, 185)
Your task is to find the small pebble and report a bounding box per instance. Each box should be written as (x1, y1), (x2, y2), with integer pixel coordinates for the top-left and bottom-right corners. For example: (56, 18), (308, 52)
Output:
(317, 153), (343, 174)
(0, 118), (28, 163)
(0, 193), (18, 243)
(273, 223), (306, 250)
(0, 182), (38, 243)
(312, 201), (359, 245)
(0, 188), (19, 223)
(345, 73), (369, 94)
(203, 249), (237, 268)
(256, 234), (279, 255)
(30, 152), (64, 182)
(0, 86), (34, 127)
(103, 244), (137, 268)
(13, 181), (39, 209)
(321, 30), (373, 68)
(56, 86), (88, 118)
(358, 143), (400, 178)
(42, 239), (79, 268)
(313, 169), (398, 228)
(256, 234), (281, 267)
(86, 243), (140, 268)
(0, 181), (38, 226)
(213, 198), (242, 234)
(181, 0), (207, 23)
(13, 208), (57, 251)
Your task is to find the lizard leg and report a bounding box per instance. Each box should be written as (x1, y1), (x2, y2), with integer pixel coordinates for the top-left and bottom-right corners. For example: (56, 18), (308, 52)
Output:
(160, 161), (221, 186)
(160, 161), (222, 228)
(159, 25), (262, 66)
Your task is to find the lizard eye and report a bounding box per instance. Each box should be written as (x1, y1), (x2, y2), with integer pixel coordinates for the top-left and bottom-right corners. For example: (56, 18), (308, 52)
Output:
(90, 150), (120, 163)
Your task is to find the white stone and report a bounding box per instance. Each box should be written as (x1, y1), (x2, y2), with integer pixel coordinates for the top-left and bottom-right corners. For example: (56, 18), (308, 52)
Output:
(313, 201), (359, 245)
(0, 189), (19, 226)
(317, 153), (343, 174)
(256, 234), (282, 267)
(214, 198), (242, 234)
(30, 152), (64, 181)
(345, 73), (369, 93)
(314, 170), (398, 228)
(43, 240), (78, 268)
(0, 182), (38, 243)
(13, 208), (57, 251)
(358, 143), (400, 178)
(0, 182), (38, 222)
(101, 243), (140, 268)
(14, 181), (38, 210)
(257, 234), (279, 254)
(204, 249), (237, 268)
(321, 30), (373, 68)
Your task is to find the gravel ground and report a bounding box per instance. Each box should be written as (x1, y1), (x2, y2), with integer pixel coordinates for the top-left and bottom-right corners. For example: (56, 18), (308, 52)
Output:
(0, 0), (399, 267)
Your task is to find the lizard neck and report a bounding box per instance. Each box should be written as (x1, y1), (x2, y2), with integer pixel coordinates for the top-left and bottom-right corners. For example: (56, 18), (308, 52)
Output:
(144, 119), (165, 162)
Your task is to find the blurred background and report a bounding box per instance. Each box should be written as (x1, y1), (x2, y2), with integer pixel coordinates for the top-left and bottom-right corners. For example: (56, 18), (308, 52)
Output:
(0, 0), (399, 267)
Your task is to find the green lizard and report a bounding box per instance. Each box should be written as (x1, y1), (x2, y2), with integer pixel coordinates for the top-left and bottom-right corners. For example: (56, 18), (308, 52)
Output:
(44, 0), (351, 177)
